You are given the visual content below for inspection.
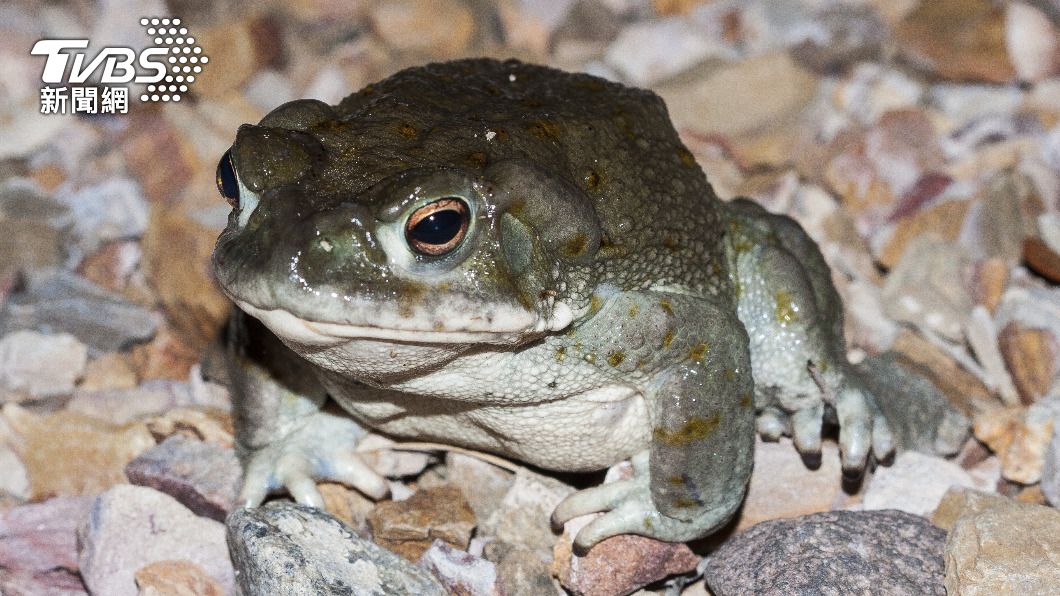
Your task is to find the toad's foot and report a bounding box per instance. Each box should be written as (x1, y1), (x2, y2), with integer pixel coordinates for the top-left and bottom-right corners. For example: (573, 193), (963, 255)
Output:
(550, 452), (743, 551)
(238, 411), (389, 508)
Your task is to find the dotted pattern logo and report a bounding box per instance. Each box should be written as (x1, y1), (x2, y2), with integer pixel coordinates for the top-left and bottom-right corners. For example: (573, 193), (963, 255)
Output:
(138, 17), (207, 102)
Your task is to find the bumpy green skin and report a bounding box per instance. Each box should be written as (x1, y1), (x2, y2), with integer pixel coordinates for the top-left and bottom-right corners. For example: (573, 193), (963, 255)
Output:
(213, 58), (891, 549)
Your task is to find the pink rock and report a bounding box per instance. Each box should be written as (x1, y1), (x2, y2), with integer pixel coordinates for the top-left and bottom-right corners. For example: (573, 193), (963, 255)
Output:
(418, 539), (502, 596)
(0, 496), (94, 573)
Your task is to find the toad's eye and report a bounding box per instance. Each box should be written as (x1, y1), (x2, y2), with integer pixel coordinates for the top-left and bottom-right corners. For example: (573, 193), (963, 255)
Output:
(405, 198), (470, 256)
(216, 148), (239, 207)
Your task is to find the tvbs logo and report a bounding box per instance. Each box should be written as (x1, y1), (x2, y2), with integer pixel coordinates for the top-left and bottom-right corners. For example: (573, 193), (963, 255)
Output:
(32, 17), (207, 114)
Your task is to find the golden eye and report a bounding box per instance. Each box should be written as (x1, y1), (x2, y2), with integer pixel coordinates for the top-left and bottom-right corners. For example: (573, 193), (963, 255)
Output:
(405, 198), (470, 256)
(216, 148), (239, 207)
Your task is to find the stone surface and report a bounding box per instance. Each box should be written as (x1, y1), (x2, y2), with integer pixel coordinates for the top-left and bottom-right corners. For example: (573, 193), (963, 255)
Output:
(881, 236), (973, 342)
(78, 352), (139, 392)
(367, 485), (476, 561)
(0, 330), (87, 400)
(78, 485), (234, 596)
(973, 400), (1056, 484)
(890, 328), (997, 415)
(0, 273), (161, 355)
(554, 517), (699, 596)
(445, 452), (515, 523)
(1005, 2), (1060, 83)
(417, 539), (502, 596)
(0, 568), (87, 596)
(944, 489), (1060, 595)
(369, 0), (473, 57)
(1045, 421), (1059, 507)
(0, 496), (94, 575)
(2, 404), (155, 499)
(999, 322), (1059, 405)
(702, 510), (946, 595)
(858, 352), (970, 456)
(735, 437), (846, 531)
(134, 560), (224, 596)
(318, 482), (376, 537)
(67, 378), (231, 425)
(895, 0), (1015, 83)
(227, 501), (446, 596)
(124, 434), (240, 521)
(861, 451), (987, 516)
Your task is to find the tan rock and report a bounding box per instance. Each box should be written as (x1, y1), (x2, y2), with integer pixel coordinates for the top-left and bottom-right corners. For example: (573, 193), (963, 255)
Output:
(135, 560), (224, 596)
(895, 0), (1015, 83)
(370, 0), (474, 57)
(973, 405), (1054, 484)
(130, 324), (203, 382)
(972, 257), (1008, 313)
(931, 487), (1008, 531)
(657, 52), (817, 138)
(880, 199), (969, 269)
(891, 329), (997, 416)
(367, 485), (476, 561)
(192, 17), (279, 99)
(735, 438), (847, 531)
(998, 322), (1058, 405)
(318, 482), (375, 535)
(120, 112), (198, 206)
(144, 408), (234, 449)
(2, 404), (155, 499)
(79, 352), (139, 392)
(943, 490), (1060, 595)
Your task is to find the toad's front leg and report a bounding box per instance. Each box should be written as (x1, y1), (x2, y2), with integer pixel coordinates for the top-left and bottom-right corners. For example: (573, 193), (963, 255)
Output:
(552, 294), (755, 550)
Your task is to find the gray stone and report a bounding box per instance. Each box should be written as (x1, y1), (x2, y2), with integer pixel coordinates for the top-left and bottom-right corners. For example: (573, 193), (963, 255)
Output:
(124, 435), (241, 521)
(67, 378), (230, 424)
(0, 273), (161, 354)
(0, 330), (87, 400)
(78, 485), (233, 596)
(226, 501), (446, 596)
(702, 510), (946, 595)
(857, 352), (970, 456)
(58, 178), (149, 256)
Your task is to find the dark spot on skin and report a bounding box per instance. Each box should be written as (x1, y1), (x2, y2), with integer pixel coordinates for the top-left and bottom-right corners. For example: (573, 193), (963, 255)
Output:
(672, 497), (703, 508)
(547, 380), (558, 389)
(628, 303), (640, 317)
(663, 329), (675, 348)
(554, 346), (566, 362)
(659, 300), (673, 315)
(688, 342), (709, 361)
(653, 414), (721, 447)
(466, 151), (488, 168)
(590, 295), (603, 314)
(584, 169), (602, 190)
(607, 351), (625, 367)
(561, 232), (589, 258)
(612, 111), (636, 139)
(508, 197), (526, 216)
(666, 475), (686, 486)
(526, 119), (560, 139)
(677, 146), (696, 167)
(724, 367), (735, 381)
(396, 122), (417, 138)
(775, 290), (799, 325)
(662, 234), (680, 252)
(740, 392), (754, 409)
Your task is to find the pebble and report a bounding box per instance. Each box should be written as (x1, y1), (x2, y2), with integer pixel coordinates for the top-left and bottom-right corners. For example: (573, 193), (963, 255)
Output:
(657, 51), (818, 137)
(227, 500), (446, 595)
(554, 516), (699, 596)
(881, 236), (974, 343)
(0, 330), (87, 400)
(941, 488), (1060, 594)
(702, 510), (946, 595)
(604, 16), (735, 87)
(974, 397), (1058, 484)
(1005, 2), (1060, 83)
(894, 0), (1014, 83)
(445, 452), (515, 523)
(133, 560), (224, 596)
(0, 273), (161, 355)
(0, 445), (29, 499)
(0, 568), (87, 596)
(67, 378), (231, 425)
(59, 178), (150, 257)
(78, 352), (139, 392)
(124, 434), (240, 522)
(860, 451), (988, 516)
(0, 496), (94, 575)
(78, 485), (234, 596)
(2, 404), (155, 499)
(367, 485), (476, 561)
(369, 0), (474, 57)
(735, 437), (846, 530)
(318, 482), (376, 537)
(417, 539), (502, 596)
(998, 321), (1058, 405)
(857, 352), (970, 456)
(1043, 424), (1059, 507)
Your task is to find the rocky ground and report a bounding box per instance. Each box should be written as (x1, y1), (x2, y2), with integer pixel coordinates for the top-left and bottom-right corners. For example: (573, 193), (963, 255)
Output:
(2, 0), (1060, 594)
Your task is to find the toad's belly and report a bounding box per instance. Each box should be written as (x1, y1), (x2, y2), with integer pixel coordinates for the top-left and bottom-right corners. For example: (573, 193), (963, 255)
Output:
(329, 384), (651, 472)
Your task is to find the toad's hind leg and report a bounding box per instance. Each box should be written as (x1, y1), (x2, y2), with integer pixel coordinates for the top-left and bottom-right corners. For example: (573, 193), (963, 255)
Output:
(726, 198), (893, 474)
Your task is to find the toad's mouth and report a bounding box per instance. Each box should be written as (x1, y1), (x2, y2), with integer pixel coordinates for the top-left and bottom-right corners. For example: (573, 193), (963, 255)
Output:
(234, 297), (574, 347)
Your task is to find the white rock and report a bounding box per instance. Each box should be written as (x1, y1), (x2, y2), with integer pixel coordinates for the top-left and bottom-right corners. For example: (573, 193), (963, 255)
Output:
(418, 539), (501, 596)
(604, 16), (736, 86)
(1005, 2), (1060, 83)
(0, 444), (29, 499)
(243, 69), (297, 112)
(0, 330), (87, 399)
(61, 178), (150, 254)
(833, 63), (923, 126)
(77, 485), (234, 596)
(861, 451), (988, 516)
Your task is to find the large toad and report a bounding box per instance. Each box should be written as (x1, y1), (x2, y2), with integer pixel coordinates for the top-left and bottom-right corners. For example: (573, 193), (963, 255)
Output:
(212, 58), (893, 549)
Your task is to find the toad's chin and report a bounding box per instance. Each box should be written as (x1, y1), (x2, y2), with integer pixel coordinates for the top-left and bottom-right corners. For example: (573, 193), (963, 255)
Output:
(232, 296), (574, 349)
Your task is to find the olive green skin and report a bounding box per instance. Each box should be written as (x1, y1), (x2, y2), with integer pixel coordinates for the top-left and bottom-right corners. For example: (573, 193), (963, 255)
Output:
(213, 59), (892, 549)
